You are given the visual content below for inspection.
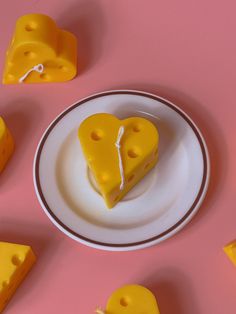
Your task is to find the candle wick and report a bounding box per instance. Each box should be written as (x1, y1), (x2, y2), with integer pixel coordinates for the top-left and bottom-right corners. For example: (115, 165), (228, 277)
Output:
(115, 125), (125, 190)
(19, 63), (44, 83)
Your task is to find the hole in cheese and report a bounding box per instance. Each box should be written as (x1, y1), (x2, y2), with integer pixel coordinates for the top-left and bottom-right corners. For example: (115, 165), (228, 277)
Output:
(24, 51), (37, 58)
(91, 130), (104, 141)
(40, 73), (50, 80)
(120, 297), (130, 307)
(12, 255), (22, 266)
(133, 124), (142, 132)
(127, 148), (140, 158)
(2, 281), (8, 288)
(25, 22), (37, 32)
(58, 65), (68, 72)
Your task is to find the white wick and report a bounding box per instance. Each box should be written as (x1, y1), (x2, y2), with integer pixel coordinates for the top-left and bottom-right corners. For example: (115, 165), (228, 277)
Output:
(115, 126), (125, 190)
(19, 64), (44, 83)
(95, 308), (105, 314)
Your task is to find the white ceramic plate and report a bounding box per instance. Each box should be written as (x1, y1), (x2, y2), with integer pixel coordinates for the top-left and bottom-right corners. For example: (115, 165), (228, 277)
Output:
(33, 90), (210, 251)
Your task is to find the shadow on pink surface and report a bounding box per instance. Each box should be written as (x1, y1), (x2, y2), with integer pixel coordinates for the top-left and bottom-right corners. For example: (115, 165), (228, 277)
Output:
(0, 220), (62, 312)
(58, 0), (106, 74)
(0, 98), (43, 188)
(142, 269), (199, 314)
(113, 83), (225, 226)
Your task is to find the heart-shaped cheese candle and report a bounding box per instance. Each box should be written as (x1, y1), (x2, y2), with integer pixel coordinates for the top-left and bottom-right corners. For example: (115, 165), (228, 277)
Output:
(2, 14), (77, 84)
(97, 284), (160, 314)
(78, 113), (159, 208)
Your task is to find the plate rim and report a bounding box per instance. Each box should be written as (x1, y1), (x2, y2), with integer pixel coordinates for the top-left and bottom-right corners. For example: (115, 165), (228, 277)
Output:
(33, 90), (210, 250)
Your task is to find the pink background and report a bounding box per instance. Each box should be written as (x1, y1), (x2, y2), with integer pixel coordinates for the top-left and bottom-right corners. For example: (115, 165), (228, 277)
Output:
(1, 0), (236, 313)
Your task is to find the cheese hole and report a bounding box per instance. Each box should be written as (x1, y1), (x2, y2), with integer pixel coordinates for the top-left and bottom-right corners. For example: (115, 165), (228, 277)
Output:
(2, 281), (8, 288)
(127, 148), (140, 158)
(40, 73), (50, 81)
(24, 51), (36, 58)
(25, 22), (37, 31)
(128, 174), (135, 182)
(58, 65), (68, 71)
(12, 255), (22, 266)
(120, 297), (129, 307)
(133, 124), (142, 132)
(91, 130), (104, 141)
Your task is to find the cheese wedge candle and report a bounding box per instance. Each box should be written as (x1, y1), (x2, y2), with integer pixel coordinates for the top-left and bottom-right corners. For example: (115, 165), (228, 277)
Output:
(96, 284), (160, 314)
(0, 117), (14, 173)
(2, 14), (77, 84)
(0, 242), (36, 312)
(78, 113), (159, 208)
(223, 241), (236, 266)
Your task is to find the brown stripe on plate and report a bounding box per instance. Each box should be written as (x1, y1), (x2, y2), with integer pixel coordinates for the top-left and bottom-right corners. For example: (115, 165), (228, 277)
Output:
(34, 90), (209, 248)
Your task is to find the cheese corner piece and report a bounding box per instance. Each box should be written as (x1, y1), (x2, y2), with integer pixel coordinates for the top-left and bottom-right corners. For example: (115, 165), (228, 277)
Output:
(0, 242), (36, 313)
(2, 14), (77, 84)
(0, 117), (14, 173)
(223, 241), (236, 266)
(78, 113), (159, 208)
(105, 284), (160, 314)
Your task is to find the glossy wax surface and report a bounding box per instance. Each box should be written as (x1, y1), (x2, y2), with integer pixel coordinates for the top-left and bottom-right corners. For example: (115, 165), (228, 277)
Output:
(3, 14), (77, 84)
(78, 113), (158, 208)
(1, 0), (236, 313)
(105, 284), (160, 314)
(0, 242), (36, 313)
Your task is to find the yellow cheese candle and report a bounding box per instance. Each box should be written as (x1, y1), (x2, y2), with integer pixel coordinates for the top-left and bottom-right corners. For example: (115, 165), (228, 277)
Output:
(224, 241), (236, 266)
(0, 242), (36, 312)
(2, 14), (77, 84)
(0, 117), (14, 173)
(96, 284), (160, 314)
(78, 113), (159, 208)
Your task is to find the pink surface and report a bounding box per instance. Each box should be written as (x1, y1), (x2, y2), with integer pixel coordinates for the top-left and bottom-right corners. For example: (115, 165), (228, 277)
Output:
(1, 0), (236, 313)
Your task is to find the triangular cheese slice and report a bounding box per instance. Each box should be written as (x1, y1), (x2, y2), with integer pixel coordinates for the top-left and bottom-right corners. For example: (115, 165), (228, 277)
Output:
(0, 241), (36, 312)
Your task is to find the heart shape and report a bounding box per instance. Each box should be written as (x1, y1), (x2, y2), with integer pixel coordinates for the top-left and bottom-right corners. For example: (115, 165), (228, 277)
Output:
(78, 113), (159, 208)
(99, 284), (160, 314)
(3, 14), (77, 84)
